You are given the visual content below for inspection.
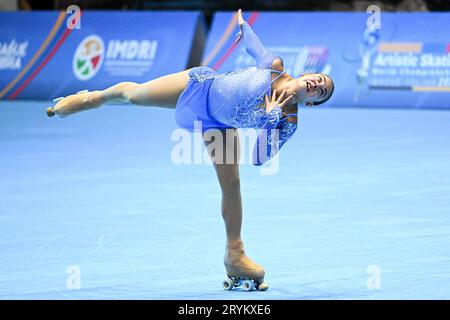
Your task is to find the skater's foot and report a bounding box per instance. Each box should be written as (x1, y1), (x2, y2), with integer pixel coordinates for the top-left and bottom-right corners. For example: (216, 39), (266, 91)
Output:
(224, 240), (265, 280)
(50, 90), (103, 117)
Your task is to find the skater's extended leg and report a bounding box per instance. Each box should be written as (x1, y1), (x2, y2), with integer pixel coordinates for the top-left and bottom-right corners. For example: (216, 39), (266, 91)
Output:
(204, 129), (265, 281)
(51, 69), (190, 116)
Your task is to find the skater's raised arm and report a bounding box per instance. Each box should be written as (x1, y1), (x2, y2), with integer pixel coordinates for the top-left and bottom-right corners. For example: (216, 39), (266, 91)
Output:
(235, 9), (279, 69)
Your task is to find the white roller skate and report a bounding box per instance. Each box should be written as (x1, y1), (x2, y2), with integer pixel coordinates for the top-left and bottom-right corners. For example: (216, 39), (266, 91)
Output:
(222, 241), (269, 292)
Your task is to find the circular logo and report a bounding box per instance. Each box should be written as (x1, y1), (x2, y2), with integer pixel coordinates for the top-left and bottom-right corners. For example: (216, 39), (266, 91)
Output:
(73, 35), (104, 81)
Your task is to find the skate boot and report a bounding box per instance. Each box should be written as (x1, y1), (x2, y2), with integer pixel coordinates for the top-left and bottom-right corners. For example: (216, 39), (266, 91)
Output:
(47, 90), (100, 117)
(222, 241), (269, 291)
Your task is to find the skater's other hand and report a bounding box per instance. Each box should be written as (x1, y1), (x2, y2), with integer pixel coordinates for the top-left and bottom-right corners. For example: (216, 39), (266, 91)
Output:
(264, 89), (294, 113)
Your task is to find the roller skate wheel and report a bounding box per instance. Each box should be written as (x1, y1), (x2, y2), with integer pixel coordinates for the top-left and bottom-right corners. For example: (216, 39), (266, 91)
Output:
(52, 96), (64, 103)
(76, 89), (88, 94)
(256, 282), (269, 291)
(223, 278), (234, 291)
(242, 280), (254, 291)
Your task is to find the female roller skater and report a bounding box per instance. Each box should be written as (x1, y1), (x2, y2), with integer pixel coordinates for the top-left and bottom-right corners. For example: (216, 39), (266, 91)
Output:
(47, 9), (334, 291)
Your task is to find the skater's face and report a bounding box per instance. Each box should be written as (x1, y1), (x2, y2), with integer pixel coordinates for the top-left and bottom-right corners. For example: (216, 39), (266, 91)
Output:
(295, 73), (334, 107)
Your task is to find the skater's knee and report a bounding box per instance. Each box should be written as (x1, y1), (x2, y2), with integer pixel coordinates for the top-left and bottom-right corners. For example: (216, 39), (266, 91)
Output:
(221, 175), (241, 194)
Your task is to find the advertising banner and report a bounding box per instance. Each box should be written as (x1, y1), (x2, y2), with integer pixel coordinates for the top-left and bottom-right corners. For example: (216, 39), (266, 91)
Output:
(0, 11), (202, 100)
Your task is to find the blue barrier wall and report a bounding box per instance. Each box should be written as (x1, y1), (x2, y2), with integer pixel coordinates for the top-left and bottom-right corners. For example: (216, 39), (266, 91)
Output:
(0, 11), (201, 100)
(204, 12), (450, 109)
(1, 11), (449, 108)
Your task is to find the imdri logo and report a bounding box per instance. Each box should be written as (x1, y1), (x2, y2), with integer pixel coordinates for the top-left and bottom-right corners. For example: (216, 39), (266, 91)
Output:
(73, 35), (104, 81)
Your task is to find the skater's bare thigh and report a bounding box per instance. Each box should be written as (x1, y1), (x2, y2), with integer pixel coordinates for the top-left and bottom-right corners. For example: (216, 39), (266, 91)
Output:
(204, 128), (241, 191)
(126, 69), (191, 108)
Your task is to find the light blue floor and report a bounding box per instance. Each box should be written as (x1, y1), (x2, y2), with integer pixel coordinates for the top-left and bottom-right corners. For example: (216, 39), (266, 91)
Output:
(1, 101), (450, 299)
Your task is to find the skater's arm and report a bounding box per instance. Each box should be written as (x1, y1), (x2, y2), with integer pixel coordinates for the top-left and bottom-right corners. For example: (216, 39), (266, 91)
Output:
(253, 117), (298, 166)
(252, 89), (296, 166)
(236, 9), (279, 69)
(241, 22), (270, 67)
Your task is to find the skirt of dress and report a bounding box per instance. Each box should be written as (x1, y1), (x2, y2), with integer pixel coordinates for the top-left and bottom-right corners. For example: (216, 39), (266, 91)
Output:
(175, 66), (231, 132)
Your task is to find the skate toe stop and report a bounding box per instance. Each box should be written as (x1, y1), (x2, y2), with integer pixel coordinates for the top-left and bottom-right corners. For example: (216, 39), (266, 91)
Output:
(257, 282), (269, 291)
(46, 107), (55, 117)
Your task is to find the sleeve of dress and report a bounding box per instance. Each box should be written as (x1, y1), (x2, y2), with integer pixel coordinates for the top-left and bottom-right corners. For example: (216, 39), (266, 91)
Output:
(252, 115), (298, 166)
(241, 21), (278, 69)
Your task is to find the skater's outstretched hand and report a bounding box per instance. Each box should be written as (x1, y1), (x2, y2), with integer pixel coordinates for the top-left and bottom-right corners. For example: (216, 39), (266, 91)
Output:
(265, 89), (294, 113)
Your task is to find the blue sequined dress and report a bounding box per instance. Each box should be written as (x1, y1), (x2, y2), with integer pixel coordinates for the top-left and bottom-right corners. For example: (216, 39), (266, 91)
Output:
(175, 21), (298, 165)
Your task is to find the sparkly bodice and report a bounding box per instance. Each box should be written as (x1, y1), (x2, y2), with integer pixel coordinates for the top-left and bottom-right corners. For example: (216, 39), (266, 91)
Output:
(208, 67), (277, 128)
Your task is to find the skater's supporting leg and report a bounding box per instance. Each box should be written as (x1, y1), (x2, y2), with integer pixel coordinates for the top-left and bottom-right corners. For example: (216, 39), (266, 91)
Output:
(204, 128), (242, 246)
(204, 129), (265, 281)
(51, 69), (190, 116)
